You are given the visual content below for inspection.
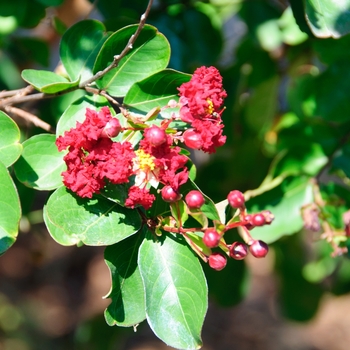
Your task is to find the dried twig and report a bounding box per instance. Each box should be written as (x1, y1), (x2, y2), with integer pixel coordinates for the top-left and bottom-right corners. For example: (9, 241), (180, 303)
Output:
(4, 106), (55, 133)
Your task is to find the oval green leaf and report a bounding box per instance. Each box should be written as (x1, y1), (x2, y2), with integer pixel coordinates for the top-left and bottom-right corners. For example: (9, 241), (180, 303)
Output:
(138, 232), (208, 350)
(0, 111), (22, 167)
(43, 186), (142, 246)
(93, 24), (170, 97)
(124, 69), (191, 118)
(0, 161), (21, 255)
(60, 19), (110, 82)
(104, 231), (146, 327)
(14, 134), (65, 191)
(21, 69), (79, 93)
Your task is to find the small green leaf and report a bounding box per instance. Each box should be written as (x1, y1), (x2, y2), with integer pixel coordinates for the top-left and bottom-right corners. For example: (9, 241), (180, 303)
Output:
(56, 94), (109, 136)
(124, 69), (191, 118)
(94, 24), (170, 97)
(138, 232), (208, 350)
(43, 186), (142, 246)
(246, 176), (314, 243)
(60, 19), (109, 82)
(14, 134), (65, 191)
(104, 230), (146, 327)
(0, 161), (21, 255)
(305, 0), (350, 38)
(21, 69), (79, 93)
(0, 111), (22, 167)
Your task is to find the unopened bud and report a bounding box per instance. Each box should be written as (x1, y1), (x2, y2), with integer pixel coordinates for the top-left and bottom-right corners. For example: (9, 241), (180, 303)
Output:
(101, 118), (121, 138)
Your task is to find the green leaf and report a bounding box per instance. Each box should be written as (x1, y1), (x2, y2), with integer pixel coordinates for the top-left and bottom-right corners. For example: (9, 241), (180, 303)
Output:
(0, 111), (22, 167)
(56, 94), (109, 136)
(21, 69), (79, 93)
(43, 186), (142, 246)
(246, 177), (314, 243)
(94, 24), (170, 97)
(124, 69), (191, 118)
(104, 231), (146, 327)
(0, 161), (21, 255)
(138, 233), (207, 349)
(305, 0), (350, 38)
(60, 20), (109, 82)
(13, 134), (65, 191)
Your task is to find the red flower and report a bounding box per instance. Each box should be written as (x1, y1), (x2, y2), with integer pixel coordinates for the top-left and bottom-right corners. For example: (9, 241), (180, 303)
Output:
(178, 66), (226, 123)
(178, 66), (227, 153)
(56, 108), (134, 198)
(125, 186), (156, 210)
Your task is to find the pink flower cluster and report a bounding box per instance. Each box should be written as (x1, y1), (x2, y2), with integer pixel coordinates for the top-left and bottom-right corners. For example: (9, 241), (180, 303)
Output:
(56, 107), (135, 198)
(178, 66), (227, 153)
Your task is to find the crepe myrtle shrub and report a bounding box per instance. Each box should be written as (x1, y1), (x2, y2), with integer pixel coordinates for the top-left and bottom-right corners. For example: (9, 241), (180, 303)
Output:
(0, 6), (277, 350)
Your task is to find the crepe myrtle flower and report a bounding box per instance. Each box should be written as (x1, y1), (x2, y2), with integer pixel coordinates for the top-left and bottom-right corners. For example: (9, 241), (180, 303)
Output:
(56, 107), (134, 199)
(178, 66), (227, 154)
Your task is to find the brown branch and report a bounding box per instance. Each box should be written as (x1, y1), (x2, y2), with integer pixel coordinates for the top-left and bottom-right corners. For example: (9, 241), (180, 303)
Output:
(4, 106), (55, 133)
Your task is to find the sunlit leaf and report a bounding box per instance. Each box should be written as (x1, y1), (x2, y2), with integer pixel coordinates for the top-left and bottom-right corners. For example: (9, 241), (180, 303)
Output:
(139, 232), (207, 349)
(0, 111), (22, 167)
(43, 186), (142, 246)
(0, 161), (21, 255)
(93, 24), (170, 97)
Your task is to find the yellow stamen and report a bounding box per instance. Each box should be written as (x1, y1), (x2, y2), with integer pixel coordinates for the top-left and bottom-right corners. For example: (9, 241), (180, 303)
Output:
(135, 149), (156, 171)
(206, 99), (214, 114)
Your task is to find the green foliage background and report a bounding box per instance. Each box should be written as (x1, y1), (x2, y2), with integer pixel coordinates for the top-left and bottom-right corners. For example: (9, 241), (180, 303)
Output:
(2, 0), (350, 348)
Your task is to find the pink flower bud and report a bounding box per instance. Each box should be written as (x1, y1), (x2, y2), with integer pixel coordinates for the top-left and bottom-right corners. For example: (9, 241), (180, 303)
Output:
(185, 190), (205, 209)
(183, 129), (203, 150)
(208, 252), (227, 271)
(101, 118), (121, 138)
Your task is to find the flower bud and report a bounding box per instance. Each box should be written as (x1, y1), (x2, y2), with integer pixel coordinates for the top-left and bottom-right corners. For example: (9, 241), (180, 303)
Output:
(161, 185), (181, 203)
(145, 125), (167, 146)
(185, 190), (205, 209)
(101, 118), (121, 138)
(227, 190), (245, 209)
(183, 129), (203, 150)
(229, 241), (248, 260)
(249, 240), (269, 258)
(203, 228), (221, 248)
(208, 252), (227, 271)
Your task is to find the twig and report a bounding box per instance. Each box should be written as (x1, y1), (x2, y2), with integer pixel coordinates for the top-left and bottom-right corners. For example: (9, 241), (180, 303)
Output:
(0, 85), (34, 98)
(4, 106), (55, 133)
(78, 0), (154, 88)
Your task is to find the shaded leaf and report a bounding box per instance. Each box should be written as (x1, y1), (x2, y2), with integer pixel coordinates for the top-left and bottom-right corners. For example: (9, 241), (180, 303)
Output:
(104, 230), (146, 327)
(14, 134), (65, 191)
(43, 186), (142, 246)
(138, 232), (207, 350)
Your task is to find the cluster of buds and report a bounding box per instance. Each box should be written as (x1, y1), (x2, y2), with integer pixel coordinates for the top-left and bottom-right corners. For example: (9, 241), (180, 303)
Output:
(200, 190), (273, 271)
